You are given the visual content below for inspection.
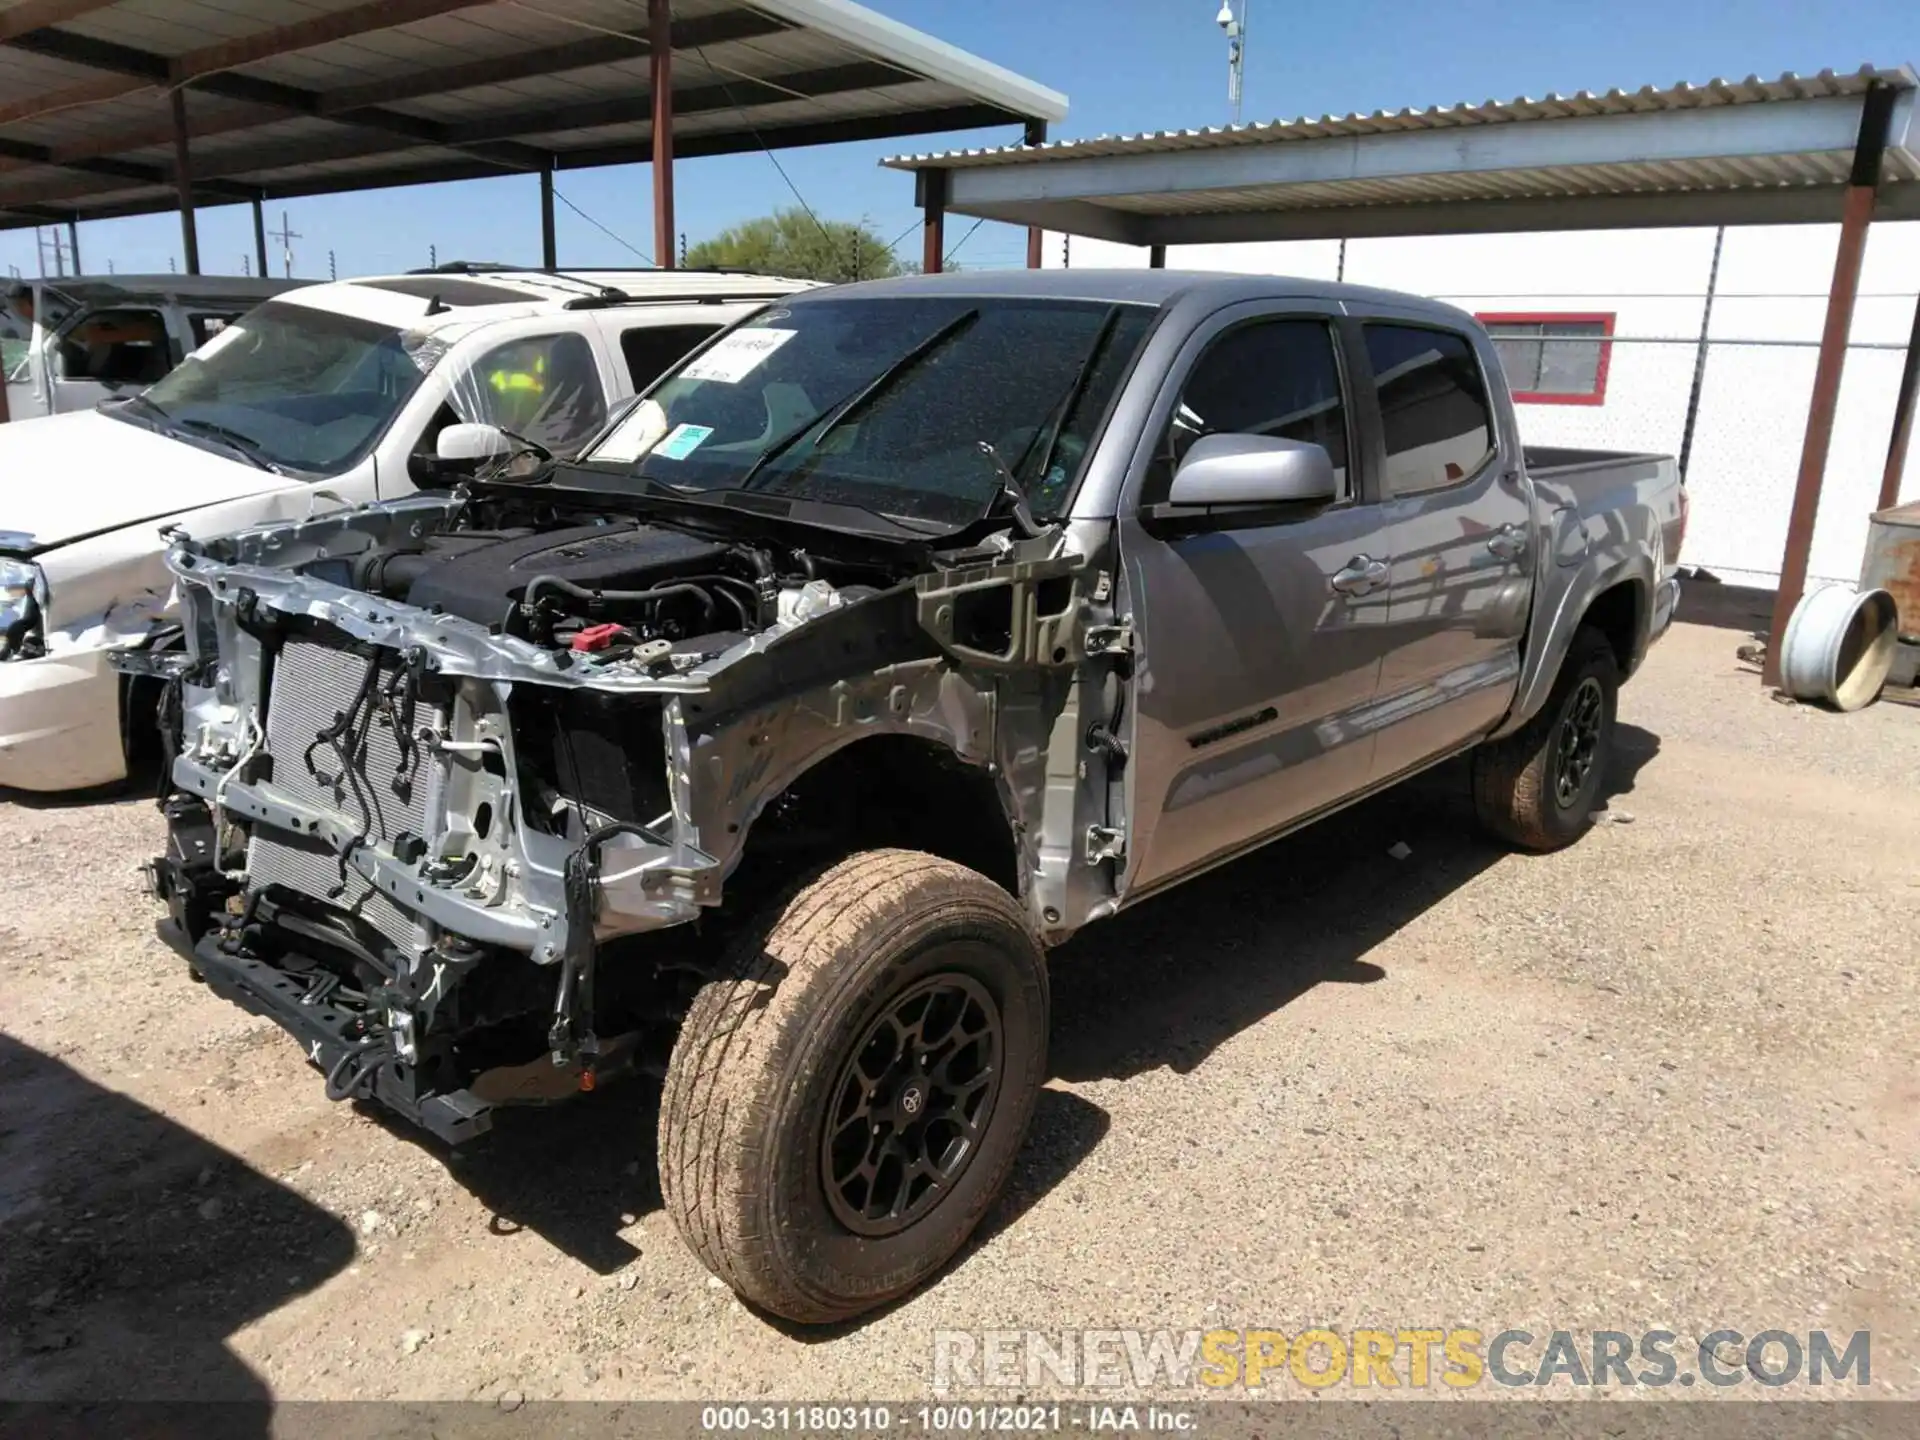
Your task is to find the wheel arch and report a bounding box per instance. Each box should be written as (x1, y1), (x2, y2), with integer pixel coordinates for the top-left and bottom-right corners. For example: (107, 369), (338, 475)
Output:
(714, 727), (1023, 915)
(1494, 554), (1652, 741)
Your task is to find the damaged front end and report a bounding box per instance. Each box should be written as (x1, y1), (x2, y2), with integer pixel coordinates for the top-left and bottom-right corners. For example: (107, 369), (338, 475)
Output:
(149, 486), (1130, 1143)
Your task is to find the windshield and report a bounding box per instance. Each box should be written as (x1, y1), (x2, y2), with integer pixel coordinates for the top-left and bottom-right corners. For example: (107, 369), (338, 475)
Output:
(131, 300), (429, 474)
(580, 295), (1155, 527)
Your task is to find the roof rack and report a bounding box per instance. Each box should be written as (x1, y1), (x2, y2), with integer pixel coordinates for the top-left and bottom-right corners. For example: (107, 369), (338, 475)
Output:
(398, 260), (806, 311)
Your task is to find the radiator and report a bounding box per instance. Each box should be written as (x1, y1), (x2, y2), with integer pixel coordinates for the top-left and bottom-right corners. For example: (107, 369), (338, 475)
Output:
(247, 636), (443, 957)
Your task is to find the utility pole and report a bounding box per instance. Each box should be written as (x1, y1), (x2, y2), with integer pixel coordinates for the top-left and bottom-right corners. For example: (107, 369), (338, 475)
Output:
(1215, 0), (1249, 126)
(268, 210), (301, 278)
(36, 228), (71, 278)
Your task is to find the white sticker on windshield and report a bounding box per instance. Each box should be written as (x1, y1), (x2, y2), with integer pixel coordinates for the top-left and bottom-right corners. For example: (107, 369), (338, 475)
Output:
(677, 327), (795, 384)
(589, 399), (668, 463)
(655, 423), (714, 461)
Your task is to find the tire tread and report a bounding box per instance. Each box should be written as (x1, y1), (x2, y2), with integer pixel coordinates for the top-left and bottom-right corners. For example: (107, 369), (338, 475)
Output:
(659, 848), (1043, 1323)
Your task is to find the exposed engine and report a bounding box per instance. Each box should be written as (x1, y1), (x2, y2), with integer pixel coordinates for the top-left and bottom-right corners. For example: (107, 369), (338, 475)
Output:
(326, 497), (893, 669)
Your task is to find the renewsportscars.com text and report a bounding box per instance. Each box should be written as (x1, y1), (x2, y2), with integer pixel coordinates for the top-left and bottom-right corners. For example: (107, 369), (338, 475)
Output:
(931, 1328), (1871, 1391)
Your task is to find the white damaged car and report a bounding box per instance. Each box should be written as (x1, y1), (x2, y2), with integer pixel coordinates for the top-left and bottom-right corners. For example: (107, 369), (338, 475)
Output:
(0, 265), (813, 791)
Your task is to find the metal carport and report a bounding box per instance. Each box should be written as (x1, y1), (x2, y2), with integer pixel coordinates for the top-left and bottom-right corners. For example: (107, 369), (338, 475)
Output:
(0, 0), (1064, 275)
(883, 67), (1920, 688)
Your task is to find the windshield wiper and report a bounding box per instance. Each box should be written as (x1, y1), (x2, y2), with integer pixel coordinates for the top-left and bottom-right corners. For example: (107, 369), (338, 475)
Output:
(105, 395), (284, 473)
(728, 307), (982, 494)
(109, 393), (170, 424)
(173, 418), (284, 473)
(1010, 305), (1121, 489)
(975, 441), (1044, 539)
(635, 474), (943, 541)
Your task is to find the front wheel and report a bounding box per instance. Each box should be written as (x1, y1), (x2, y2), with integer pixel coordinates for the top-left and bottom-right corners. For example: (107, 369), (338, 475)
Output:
(1471, 627), (1620, 852)
(659, 849), (1048, 1324)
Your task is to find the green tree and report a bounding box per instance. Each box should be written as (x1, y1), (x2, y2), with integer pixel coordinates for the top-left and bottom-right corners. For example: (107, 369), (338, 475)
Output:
(684, 208), (908, 283)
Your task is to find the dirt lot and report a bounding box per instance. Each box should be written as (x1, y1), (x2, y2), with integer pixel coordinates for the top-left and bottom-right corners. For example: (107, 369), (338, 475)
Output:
(3, 617), (1917, 1405)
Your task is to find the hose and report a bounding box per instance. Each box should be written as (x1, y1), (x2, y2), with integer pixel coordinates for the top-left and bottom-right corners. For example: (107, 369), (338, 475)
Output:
(323, 1034), (391, 1102)
(521, 574), (716, 625)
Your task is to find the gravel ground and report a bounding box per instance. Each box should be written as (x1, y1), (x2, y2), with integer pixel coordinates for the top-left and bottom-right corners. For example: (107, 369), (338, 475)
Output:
(2, 618), (1916, 1406)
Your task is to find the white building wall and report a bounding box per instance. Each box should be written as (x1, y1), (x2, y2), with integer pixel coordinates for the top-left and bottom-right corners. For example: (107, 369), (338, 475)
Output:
(1045, 223), (1920, 586)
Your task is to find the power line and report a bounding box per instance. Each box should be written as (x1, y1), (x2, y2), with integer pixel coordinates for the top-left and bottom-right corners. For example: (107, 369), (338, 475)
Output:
(687, 36), (840, 263)
(551, 186), (653, 265)
(944, 217), (986, 269)
(882, 217), (922, 259)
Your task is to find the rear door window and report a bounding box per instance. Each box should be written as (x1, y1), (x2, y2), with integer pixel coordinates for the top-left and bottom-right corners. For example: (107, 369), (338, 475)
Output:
(1362, 324), (1495, 496)
(619, 324), (723, 392)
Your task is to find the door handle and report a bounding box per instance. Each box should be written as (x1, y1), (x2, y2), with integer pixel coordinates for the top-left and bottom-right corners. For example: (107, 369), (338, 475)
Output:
(1330, 555), (1388, 596)
(1486, 524), (1528, 561)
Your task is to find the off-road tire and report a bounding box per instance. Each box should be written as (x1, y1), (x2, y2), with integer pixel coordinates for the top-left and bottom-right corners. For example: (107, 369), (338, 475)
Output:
(659, 849), (1048, 1324)
(1471, 627), (1620, 852)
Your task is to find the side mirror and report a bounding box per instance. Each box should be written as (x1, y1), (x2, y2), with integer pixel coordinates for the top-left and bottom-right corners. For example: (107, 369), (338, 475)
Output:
(437, 422), (511, 463)
(1168, 433), (1338, 508)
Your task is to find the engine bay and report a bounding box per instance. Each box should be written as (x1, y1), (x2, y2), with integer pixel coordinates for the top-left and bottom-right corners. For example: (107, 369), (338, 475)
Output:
(320, 490), (909, 667)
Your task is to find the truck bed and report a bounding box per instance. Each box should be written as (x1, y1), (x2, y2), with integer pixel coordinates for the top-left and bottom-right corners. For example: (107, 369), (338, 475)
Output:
(1493, 445), (1684, 740)
(1524, 445), (1674, 480)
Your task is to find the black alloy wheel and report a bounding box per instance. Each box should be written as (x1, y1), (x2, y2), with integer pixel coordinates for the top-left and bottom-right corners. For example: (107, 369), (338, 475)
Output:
(821, 968), (1003, 1237)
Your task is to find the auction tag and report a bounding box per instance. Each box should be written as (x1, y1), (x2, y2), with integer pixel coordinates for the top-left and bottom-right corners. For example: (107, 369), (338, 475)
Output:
(677, 327), (794, 383)
(590, 400), (666, 463)
(655, 422), (714, 460)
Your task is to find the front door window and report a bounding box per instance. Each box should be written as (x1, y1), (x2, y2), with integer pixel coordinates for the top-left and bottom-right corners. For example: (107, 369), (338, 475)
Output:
(450, 332), (609, 457)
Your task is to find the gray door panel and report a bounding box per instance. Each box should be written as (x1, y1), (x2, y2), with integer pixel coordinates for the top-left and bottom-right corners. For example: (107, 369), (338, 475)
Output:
(1375, 467), (1533, 762)
(1115, 302), (1392, 898)
(1359, 320), (1534, 769)
(1120, 508), (1392, 892)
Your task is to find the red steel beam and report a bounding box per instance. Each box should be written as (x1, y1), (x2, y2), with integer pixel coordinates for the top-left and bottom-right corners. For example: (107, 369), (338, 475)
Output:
(0, 73), (148, 128)
(50, 103), (284, 164)
(167, 0), (491, 84)
(919, 169), (946, 274)
(1023, 119), (1046, 268)
(0, 0), (124, 44)
(650, 0), (673, 268)
(1880, 291), (1920, 513)
(1763, 83), (1898, 687)
(170, 87), (200, 274)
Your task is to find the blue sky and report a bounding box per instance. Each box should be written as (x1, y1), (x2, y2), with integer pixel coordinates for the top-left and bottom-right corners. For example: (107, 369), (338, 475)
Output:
(5, 0), (1920, 281)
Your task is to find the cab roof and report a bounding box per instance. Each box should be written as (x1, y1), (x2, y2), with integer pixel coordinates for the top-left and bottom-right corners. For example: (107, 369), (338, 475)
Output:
(789, 267), (1476, 327)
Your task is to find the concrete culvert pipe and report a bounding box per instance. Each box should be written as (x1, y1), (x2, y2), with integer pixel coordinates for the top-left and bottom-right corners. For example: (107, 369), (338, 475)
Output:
(1780, 584), (1899, 711)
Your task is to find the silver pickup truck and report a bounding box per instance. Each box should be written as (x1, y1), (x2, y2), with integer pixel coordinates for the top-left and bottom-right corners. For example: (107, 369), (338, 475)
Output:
(142, 271), (1683, 1323)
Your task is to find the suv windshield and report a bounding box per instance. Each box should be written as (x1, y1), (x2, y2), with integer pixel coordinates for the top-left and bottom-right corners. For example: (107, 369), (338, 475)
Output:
(128, 300), (428, 475)
(582, 295), (1155, 527)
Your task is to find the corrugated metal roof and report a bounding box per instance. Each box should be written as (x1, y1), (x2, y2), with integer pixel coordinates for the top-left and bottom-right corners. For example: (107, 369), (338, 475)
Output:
(880, 66), (1920, 244)
(0, 0), (1066, 232)
(885, 66), (1918, 170)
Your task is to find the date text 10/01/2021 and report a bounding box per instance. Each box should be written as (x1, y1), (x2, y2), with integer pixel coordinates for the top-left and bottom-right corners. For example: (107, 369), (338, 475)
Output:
(700, 1406), (1197, 1432)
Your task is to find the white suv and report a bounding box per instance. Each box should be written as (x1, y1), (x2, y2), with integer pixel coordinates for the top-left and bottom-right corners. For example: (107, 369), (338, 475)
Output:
(0, 265), (815, 792)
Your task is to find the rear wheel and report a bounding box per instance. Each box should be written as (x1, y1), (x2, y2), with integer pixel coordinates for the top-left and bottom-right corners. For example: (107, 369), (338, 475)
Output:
(659, 849), (1047, 1323)
(1472, 627), (1619, 852)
